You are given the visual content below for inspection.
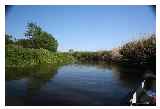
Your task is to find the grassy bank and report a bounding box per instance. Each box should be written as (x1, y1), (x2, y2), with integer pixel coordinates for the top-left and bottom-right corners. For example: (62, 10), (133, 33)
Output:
(6, 45), (75, 66)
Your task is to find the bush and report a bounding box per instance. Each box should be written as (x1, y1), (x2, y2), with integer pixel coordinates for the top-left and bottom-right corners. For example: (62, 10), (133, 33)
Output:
(6, 46), (75, 66)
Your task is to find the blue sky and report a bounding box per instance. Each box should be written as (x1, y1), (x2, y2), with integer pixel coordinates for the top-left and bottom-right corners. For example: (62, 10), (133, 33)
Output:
(6, 5), (155, 51)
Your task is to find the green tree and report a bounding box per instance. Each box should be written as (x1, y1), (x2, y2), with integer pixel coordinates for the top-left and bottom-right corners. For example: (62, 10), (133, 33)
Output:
(24, 22), (42, 48)
(5, 34), (14, 45)
(24, 22), (58, 52)
(34, 31), (58, 52)
(16, 39), (33, 48)
(24, 22), (42, 39)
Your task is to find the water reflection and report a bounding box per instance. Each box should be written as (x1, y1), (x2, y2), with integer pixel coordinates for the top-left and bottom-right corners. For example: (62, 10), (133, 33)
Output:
(5, 63), (152, 106)
(76, 62), (144, 87)
(6, 64), (59, 105)
(6, 64), (58, 80)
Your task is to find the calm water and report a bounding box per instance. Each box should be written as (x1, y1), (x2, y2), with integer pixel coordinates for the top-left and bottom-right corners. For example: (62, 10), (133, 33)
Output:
(6, 63), (147, 106)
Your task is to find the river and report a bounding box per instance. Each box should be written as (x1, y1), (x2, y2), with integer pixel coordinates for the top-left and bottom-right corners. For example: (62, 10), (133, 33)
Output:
(5, 63), (148, 106)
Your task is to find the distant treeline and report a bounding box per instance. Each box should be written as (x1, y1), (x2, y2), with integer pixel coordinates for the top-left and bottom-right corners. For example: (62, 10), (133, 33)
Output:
(72, 51), (112, 62)
(6, 22), (156, 68)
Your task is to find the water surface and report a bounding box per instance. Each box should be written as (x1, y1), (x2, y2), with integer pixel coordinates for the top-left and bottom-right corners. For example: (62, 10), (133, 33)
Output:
(6, 63), (146, 106)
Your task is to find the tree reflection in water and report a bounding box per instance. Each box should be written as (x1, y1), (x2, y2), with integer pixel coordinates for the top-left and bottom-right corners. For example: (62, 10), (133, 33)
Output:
(5, 64), (59, 105)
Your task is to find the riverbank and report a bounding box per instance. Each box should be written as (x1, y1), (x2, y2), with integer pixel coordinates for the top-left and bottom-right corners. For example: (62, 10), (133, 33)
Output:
(72, 34), (155, 69)
(6, 45), (75, 66)
(6, 34), (155, 71)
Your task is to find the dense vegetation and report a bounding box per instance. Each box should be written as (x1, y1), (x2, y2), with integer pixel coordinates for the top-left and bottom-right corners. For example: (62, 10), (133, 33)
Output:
(119, 34), (156, 67)
(5, 23), (74, 66)
(6, 45), (75, 66)
(72, 51), (112, 62)
(5, 22), (156, 70)
(12, 23), (58, 52)
(72, 34), (156, 68)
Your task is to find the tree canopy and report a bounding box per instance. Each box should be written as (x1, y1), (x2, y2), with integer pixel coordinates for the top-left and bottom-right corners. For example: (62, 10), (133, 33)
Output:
(7, 22), (58, 52)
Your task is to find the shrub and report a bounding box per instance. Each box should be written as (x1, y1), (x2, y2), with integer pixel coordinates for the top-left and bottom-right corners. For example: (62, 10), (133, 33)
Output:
(6, 46), (75, 66)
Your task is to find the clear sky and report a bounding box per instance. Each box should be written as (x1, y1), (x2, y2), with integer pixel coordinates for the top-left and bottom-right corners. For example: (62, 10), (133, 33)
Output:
(6, 5), (155, 51)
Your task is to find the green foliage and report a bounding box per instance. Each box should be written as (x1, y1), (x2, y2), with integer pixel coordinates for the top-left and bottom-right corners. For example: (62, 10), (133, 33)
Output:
(23, 22), (58, 52)
(5, 25), (156, 69)
(6, 46), (75, 66)
(24, 22), (42, 39)
(16, 39), (33, 48)
(34, 31), (58, 52)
